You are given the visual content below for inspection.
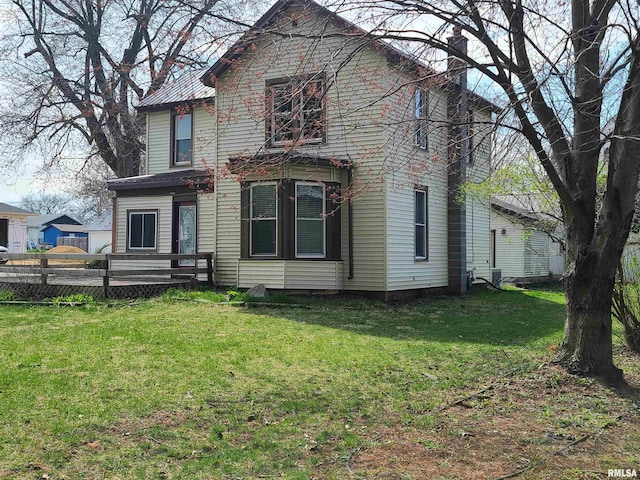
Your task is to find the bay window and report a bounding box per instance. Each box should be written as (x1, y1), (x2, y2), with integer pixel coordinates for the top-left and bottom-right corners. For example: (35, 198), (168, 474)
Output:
(242, 180), (340, 260)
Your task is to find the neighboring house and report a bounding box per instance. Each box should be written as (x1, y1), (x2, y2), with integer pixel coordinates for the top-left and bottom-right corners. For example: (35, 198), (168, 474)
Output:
(85, 210), (113, 253)
(0, 202), (37, 253)
(41, 224), (88, 248)
(490, 199), (565, 282)
(27, 214), (83, 247)
(108, 0), (499, 295)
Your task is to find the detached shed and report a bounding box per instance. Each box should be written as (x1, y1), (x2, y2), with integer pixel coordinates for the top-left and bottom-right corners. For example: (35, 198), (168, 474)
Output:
(490, 199), (564, 282)
(0, 202), (36, 253)
(85, 209), (113, 253)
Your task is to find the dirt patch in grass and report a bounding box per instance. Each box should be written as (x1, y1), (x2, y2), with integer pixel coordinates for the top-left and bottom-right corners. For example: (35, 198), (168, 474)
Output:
(350, 359), (640, 479)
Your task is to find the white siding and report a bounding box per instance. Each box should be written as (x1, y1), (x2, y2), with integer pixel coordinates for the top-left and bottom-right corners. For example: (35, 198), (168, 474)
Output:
(548, 236), (565, 277)
(1, 215), (30, 253)
(524, 229), (549, 277)
(88, 231), (112, 253)
(490, 212), (525, 279)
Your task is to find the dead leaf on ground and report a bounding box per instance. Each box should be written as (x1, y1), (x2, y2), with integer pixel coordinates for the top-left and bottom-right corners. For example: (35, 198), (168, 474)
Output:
(84, 440), (101, 450)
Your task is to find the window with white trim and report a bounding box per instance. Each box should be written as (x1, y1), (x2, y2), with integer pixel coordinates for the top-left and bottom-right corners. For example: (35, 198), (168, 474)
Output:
(415, 189), (427, 260)
(128, 211), (157, 250)
(267, 76), (325, 146)
(250, 183), (278, 256)
(295, 182), (325, 257)
(173, 110), (192, 165)
(415, 88), (428, 149)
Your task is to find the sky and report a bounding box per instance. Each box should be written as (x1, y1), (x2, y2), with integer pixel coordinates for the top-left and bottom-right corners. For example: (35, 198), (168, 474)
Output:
(0, 0), (67, 206)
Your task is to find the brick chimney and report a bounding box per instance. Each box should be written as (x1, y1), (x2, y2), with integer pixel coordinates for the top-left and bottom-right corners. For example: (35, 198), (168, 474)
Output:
(447, 25), (469, 295)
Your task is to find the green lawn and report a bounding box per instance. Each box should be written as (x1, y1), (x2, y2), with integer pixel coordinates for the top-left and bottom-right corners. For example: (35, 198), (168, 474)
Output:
(0, 287), (635, 479)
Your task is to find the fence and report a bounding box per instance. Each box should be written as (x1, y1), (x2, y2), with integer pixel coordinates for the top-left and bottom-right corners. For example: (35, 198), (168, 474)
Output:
(59, 236), (89, 251)
(0, 252), (213, 300)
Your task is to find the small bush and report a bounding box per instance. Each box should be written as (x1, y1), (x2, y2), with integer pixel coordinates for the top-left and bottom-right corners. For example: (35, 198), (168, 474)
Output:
(612, 260), (640, 353)
(0, 290), (19, 301)
(50, 293), (96, 306)
(161, 288), (228, 303)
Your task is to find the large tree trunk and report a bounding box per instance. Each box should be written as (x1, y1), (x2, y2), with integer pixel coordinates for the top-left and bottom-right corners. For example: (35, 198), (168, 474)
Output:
(555, 216), (627, 383)
(557, 260), (621, 381)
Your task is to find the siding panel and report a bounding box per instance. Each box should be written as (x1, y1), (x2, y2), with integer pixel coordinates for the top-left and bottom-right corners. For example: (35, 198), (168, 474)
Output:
(491, 213), (525, 279)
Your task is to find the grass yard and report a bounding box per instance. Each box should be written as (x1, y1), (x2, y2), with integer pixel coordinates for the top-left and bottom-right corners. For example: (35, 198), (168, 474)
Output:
(0, 287), (638, 479)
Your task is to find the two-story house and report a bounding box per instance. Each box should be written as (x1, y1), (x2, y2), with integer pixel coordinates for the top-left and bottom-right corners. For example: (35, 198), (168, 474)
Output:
(108, 0), (498, 296)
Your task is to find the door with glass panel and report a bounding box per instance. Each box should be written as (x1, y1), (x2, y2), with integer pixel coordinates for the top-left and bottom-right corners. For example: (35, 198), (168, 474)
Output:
(174, 201), (196, 267)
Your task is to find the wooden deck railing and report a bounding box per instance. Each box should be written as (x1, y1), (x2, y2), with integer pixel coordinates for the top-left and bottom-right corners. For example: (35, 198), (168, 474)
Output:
(0, 252), (214, 289)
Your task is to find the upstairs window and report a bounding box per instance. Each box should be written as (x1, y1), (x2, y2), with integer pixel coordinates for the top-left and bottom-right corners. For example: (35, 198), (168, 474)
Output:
(173, 110), (192, 165)
(267, 75), (325, 146)
(415, 88), (428, 150)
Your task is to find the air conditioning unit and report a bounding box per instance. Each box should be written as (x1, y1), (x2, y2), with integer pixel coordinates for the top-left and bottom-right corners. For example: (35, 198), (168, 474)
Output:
(491, 268), (502, 286)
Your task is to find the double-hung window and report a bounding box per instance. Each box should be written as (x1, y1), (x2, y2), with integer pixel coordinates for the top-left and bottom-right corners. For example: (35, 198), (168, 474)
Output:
(173, 110), (192, 165)
(415, 88), (428, 150)
(296, 182), (325, 257)
(128, 211), (157, 250)
(415, 188), (427, 260)
(267, 75), (325, 146)
(250, 183), (278, 256)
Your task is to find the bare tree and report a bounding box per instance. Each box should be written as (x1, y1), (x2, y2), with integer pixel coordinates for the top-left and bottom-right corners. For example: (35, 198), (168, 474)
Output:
(339, 0), (639, 380)
(0, 0), (264, 178)
(20, 191), (72, 215)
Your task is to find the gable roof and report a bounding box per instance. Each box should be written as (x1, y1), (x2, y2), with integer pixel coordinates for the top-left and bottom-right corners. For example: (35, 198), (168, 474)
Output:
(202, 0), (436, 84)
(491, 198), (540, 222)
(137, 68), (216, 112)
(27, 214), (81, 229)
(201, 0), (500, 113)
(0, 202), (36, 216)
(45, 224), (87, 233)
(86, 209), (113, 232)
